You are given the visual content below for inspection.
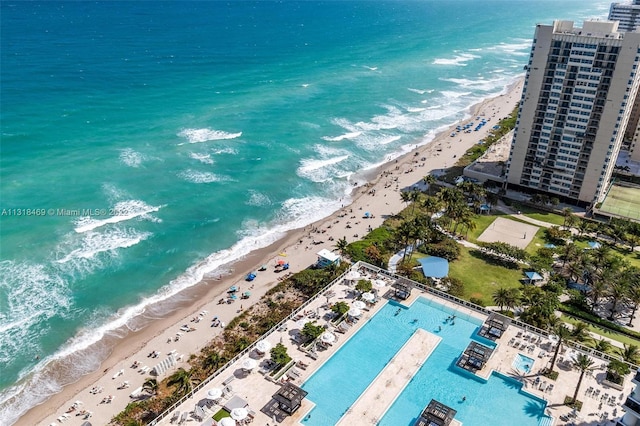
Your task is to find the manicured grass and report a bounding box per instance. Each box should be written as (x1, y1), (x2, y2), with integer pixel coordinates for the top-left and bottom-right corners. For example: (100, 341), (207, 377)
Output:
(525, 227), (548, 256)
(448, 246), (525, 306)
(466, 213), (505, 243)
(508, 202), (566, 226)
(561, 314), (640, 349)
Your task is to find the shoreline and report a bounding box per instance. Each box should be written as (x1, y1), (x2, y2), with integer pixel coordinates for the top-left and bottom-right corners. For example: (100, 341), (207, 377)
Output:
(16, 77), (524, 426)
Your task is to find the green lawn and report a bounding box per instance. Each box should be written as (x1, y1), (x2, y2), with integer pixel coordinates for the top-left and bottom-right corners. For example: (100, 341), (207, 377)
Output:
(525, 227), (548, 256)
(561, 314), (640, 349)
(508, 202), (567, 226)
(448, 246), (525, 306)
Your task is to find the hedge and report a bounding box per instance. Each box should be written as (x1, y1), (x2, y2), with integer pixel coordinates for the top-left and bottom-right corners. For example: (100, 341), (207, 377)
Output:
(560, 302), (640, 342)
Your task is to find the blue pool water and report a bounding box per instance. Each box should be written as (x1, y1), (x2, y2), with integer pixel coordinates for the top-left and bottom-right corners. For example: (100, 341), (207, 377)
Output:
(301, 298), (549, 426)
(514, 353), (536, 374)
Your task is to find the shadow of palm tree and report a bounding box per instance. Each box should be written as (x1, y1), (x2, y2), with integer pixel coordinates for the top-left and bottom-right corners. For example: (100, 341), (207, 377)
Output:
(523, 400), (547, 418)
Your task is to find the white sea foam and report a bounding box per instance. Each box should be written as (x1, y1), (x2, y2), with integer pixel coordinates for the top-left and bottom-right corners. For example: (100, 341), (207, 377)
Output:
(178, 169), (228, 184)
(74, 200), (162, 233)
(432, 53), (480, 66)
(487, 40), (532, 56)
(119, 148), (145, 167)
(189, 152), (214, 164)
(441, 76), (511, 92)
(212, 147), (238, 155)
(440, 90), (473, 99)
(406, 107), (426, 113)
(363, 65), (378, 71)
(177, 128), (242, 144)
(56, 228), (151, 264)
(245, 190), (272, 207)
(321, 131), (362, 142)
(407, 88), (427, 95)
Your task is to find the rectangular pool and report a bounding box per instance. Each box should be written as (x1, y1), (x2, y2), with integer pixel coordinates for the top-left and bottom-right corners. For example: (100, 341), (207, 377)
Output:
(301, 297), (550, 426)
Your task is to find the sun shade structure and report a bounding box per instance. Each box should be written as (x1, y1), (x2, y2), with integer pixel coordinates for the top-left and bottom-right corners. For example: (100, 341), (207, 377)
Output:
(418, 256), (449, 278)
(392, 281), (412, 300)
(272, 382), (308, 415)
(478, 312), (510, 341)
(456, 341), (494, 372)
(524, 271), (543, 284)
(414, 399), (457, 426)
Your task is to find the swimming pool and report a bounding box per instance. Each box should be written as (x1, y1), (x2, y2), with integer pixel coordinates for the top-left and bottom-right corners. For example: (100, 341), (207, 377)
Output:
(301, 297), (549, 426)
(513, 353), (535, 374)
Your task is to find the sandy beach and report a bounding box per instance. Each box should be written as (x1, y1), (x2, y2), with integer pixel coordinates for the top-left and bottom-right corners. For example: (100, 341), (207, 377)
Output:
(23, 78), (524, 426)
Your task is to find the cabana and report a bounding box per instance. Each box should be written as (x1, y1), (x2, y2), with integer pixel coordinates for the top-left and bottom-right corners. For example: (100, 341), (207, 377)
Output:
(316, 249), (341, 269)
(271, 382), (308, 415)
(418, 256), (449, 279)
(392, 281), (412, 300)
(478, 312), (510, 341)
(524, 271), (543, 285)
(414, 399), (457, 426)
(456, 341), (494, 372)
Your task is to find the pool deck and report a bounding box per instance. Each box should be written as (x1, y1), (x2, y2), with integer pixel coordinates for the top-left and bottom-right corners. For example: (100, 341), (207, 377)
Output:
(335, 329), (452, 426)
(155, 263), (634, 426)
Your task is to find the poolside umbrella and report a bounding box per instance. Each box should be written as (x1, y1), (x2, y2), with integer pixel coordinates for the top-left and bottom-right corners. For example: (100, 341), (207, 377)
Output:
(321, 332), (336, 344)
(348, 307), (361, 317)
(352, 300), (366, 310)
(296, 318), (311, 329)
(241, 358), (257, 371)
(361, 292), (375, 302)
(255, 340), (271, 354)
(219, 417), (236, 426)
(373, 279), (387, 288)
(206, 387), (222, 400)
(344, 270), (361, 281)
(231, 407), (249, 421)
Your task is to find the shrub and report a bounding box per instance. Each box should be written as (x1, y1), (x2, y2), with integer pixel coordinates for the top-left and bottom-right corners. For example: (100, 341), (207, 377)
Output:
(422, 238), (461, 261)
(469, 297), (486, 307)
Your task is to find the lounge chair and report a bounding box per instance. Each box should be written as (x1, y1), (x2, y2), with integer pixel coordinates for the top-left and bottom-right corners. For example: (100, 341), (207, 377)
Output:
(170, 411), (180, 423)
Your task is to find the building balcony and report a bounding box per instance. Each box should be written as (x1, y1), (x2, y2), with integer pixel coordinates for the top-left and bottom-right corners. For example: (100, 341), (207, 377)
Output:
(623, 395), (640, 416)
(632, 370), (640, 385)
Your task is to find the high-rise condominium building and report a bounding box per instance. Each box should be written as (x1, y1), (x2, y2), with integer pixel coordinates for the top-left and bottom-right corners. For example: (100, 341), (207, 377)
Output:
(609, 0), (640, 32)
(505, 20), (640, 206)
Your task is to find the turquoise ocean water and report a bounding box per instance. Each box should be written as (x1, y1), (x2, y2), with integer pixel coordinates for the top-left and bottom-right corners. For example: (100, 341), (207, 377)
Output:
(0, 1), (607, 422)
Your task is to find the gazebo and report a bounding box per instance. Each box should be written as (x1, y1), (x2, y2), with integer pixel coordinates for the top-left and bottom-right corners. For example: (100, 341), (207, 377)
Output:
(272, 382), (308, 415)
(414, 399), (457, 426)
(392, 281), (412, 300)
(524, 271), (543, 285)
(456, 341), (494, 372)
(478, 312), (510, 341)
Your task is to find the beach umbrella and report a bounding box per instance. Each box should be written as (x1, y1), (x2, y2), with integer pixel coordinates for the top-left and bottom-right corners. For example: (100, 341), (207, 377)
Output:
(352, 300), (366, 310)
(255, 340), (271, 354)
(230, 294), (237, 300)
(243, 291), (251, 297)
(347, 307), (361, 317)
(241, 358), (257, 371)
(219, 417), (236, 426)
(361, 292), (375, 302)
(277, 259), (286, 265)
(228, 286), (238, 292)
(321, 332), (336, 344)
(207, 387), (223, 400)
(231, 407), (249, 421)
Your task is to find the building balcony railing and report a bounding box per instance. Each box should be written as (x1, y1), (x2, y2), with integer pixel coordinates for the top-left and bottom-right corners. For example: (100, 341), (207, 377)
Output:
(623, 396), (640, 416)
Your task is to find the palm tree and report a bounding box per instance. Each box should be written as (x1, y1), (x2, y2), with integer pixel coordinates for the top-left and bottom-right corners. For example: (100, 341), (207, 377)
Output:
(561, 207), (573, 230)
(548, 324), (572, 373)
(592, 338), (611, 354)
(619, 344), (640, 364)
(395, 220), (415, 262)
(203, 351), (223, 372)
(167, 368), (197, 397)
(570, 321), (591, 344)
(423, 174), (437, 196)
(626, 283), (640, 326)
(608, 280), (629, 320)
(570, 354), (596, 404)
(142, 377), (158, 396)
(493, 288), (511, 311)
(335, 236), (348, 256)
